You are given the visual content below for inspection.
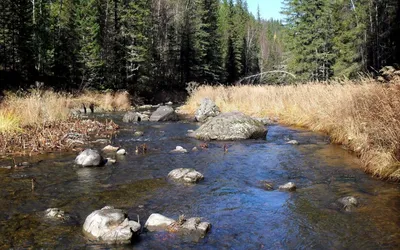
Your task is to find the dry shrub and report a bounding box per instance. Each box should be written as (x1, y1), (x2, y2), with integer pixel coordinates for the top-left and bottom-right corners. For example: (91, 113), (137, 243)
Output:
(3, 90), (71, 127)
(181, 79), (400, 180)
(71, 91), (131, 111)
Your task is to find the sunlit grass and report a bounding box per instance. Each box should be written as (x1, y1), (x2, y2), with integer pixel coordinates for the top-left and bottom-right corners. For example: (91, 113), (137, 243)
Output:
(181, 78), (400, 180)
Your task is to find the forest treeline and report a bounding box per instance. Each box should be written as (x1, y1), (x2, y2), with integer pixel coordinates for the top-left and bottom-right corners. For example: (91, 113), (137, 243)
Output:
(0, 0), (284, 97)
(0, 0), (399, 97)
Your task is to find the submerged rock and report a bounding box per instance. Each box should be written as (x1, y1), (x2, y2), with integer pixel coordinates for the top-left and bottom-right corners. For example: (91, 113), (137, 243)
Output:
(168, 168), (204, 183)
(45, 208), (67, 220)
(170, 146), (188, 153)
(83, 206), (141, 244)
(195, 98), (220, 122)
(181, 217), (211, 235)
(75, 149), (103, 167)
(278, 182), (296, 191)
(149, 106), (178, 122)
(191, 112), (267, 141)
(337, 196), (358, 212)
(144, 213), (176, 232)
(144, 213), (211, 236)
(134, 131), (144, 136)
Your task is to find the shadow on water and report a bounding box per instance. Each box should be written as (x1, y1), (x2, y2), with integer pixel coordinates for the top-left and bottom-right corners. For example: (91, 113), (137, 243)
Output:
(0, 115), (399, 249)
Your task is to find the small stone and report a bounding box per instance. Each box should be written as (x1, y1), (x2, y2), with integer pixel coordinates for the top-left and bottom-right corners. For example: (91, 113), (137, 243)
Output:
(278, 182), (296, 191)
(144, 213), (176, 232)
(116, 149), (126, 155)
(134, 131), (144, 136)
(168, 168), (204, 183)
(102, 145), (119, 152)
(105, 158), (116, 165)
(45, 208), (65, 219)
(192, 147), (198, 151)
(286, 140), (299, 145)
(166, 101), (173, 105)
(0, 166), (12, 170)
(170, 146), (188, 153)
(337, 196), (358, 212)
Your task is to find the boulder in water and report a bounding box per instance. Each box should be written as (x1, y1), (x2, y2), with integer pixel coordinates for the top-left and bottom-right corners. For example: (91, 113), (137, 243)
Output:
(195, 98), (220, 122)
(144, 213), (176, 232)
(149, 106), (178, 122)
(75, 149), (103, 167)
(191, 112), (267, 141)
(83, 206), (141, 244)
(122, 111), (141, 123)
(168, 168), (204, 183)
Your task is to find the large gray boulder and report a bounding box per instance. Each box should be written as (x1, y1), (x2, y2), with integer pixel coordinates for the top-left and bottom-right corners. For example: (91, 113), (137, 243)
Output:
(75, 149), (103, 167)
(122, 111), (141, 123)
(83, 206), (141, 244)
(168, 168), (204, 183)
(195, 98), (220, 122)
(191, 112), (267, 141)
(149, 106), (178, 122)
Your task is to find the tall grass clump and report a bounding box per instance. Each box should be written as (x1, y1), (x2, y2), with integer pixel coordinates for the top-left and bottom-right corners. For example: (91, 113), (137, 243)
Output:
(181, 78), (400, 180)
(71, 91), (131, 111)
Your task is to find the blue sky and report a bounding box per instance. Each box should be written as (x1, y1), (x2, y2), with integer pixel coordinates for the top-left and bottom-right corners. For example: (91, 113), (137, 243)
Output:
(246, 0), (284, 20)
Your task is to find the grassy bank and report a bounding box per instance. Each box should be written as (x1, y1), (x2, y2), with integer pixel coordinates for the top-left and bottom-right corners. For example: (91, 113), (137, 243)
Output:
(181, 79), (400, 180)
(0, 90), (130, 154)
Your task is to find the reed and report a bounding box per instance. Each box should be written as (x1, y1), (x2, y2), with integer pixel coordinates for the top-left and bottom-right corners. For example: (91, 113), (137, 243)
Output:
(181, 78), (400, 180)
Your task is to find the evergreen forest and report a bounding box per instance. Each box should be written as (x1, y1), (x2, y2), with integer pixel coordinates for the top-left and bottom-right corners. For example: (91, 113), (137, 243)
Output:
(0, 0), (399, 98)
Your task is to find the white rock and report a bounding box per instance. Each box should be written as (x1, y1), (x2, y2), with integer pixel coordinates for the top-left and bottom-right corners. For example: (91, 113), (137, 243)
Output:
(144, 213), (176, 232)
(116, 149), (127, 155)
(105, 158), (116, 165)
(168, 168), (204, 183)
(278, 182), (296, 191)
(286, 140), (299, 145)
(170, 146), (188, 153)
(83, 206), (140, 244)
(75, 149), (103, 167)
(103, 145), (120, 152)
(45, 208), (65, 219)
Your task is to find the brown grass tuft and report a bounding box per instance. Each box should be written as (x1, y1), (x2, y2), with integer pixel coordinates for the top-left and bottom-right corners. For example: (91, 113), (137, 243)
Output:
(0, 90), (127, 154)
(181, 79), (400, 180)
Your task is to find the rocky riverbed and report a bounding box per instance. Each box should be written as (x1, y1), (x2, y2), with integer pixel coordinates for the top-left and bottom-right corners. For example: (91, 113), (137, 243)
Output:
(0, 110), (399, 249)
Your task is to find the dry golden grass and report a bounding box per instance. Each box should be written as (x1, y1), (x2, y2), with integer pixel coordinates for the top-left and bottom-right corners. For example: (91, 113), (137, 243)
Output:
(0, 90), (129, 154)
(181, 78), (400, 180)
(71, 91), (131, 111)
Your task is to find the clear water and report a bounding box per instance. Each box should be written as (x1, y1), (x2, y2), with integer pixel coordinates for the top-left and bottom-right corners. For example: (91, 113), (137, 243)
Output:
(0, 114), (399, 249)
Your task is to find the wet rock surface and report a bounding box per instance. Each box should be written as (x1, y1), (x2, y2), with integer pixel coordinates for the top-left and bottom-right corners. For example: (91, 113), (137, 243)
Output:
(75, 149), (103, 167)
(83, 206), (141, 244)
(168, 168), (204, 183)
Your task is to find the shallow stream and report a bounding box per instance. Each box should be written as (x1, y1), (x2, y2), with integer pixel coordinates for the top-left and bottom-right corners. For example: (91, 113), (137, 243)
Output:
(0, 113), (399, 249)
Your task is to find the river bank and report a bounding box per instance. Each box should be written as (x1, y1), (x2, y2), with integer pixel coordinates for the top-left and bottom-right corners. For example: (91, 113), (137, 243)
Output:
(180, 78), (400, 180)
(0, 90), (130, 155)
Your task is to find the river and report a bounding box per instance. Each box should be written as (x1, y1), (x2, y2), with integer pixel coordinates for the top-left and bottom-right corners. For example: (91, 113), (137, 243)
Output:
(0, 113), (399, 249)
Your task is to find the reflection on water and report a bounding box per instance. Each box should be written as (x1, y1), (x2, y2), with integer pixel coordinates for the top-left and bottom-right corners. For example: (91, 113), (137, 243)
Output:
(0, 118), (399, 249)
